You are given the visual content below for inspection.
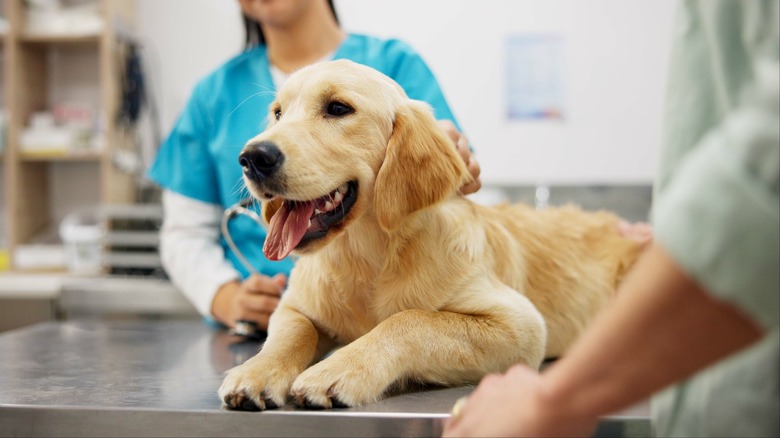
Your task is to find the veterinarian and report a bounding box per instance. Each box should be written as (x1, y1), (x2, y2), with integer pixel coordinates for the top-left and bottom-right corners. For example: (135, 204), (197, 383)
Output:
(443, 1), (779, 437)
(148, 0), (481, 331)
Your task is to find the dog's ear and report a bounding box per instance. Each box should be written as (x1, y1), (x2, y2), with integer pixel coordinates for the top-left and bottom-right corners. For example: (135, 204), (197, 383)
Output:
(374, 100), (471, 232)
(262, 198), (284, 225)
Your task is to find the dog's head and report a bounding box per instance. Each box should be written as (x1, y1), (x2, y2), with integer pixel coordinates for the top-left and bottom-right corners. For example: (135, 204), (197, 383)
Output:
(240, 59), (471, 261)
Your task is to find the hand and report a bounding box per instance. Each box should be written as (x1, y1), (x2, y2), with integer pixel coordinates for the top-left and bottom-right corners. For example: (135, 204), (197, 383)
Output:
(442, 364), (597, 438)
(437, 120), (482, 195)
(211, 273), (287, 330)
(617, 221), (654, 246)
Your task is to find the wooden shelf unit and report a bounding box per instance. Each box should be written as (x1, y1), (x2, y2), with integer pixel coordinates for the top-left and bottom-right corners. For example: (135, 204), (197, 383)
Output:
(1, 0), (137, 271)
(19, 33), (101, 45)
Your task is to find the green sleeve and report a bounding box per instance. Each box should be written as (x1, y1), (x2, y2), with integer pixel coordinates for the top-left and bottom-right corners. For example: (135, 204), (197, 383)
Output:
(653, 56), (779, 329)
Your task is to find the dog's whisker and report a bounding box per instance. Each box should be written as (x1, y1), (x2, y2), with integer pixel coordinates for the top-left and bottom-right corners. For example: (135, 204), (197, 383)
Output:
(249, 82), (276, 94)
(229, 176), (250, 199)
(229, 176), (245, 193)
(228, 89), (277, 118)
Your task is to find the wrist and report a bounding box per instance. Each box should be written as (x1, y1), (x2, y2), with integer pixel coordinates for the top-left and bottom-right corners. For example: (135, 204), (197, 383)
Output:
(211, 280), (240, 325)
(536, 369), (598, 432)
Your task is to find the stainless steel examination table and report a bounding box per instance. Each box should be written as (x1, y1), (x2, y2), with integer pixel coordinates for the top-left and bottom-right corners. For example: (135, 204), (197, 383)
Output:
(0, 320), (651, 437)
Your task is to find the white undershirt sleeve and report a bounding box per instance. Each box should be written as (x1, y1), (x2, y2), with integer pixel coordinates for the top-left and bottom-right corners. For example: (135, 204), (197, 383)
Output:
(159, 190), (240, 317)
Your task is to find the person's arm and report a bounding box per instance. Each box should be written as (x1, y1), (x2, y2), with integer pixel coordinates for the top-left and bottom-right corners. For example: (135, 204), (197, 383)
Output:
(446, 2), (778, 436)
(160, 190), (287, 329)
(443, 243), (764, 437)
(542, 244), (763, 418)
(159, 190), (243, 318)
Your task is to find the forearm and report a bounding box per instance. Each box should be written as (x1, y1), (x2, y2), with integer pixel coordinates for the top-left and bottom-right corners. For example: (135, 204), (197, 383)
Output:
(540, 244), (764, 420)
(160, 190), (240, 317)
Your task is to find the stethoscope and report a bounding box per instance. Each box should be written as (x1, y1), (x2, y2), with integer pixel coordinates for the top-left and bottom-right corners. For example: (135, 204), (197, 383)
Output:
(220, 198), (269, 339)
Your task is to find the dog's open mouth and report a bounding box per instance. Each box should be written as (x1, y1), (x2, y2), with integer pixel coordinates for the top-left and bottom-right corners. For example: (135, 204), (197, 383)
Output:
(263, 181), (358, 260)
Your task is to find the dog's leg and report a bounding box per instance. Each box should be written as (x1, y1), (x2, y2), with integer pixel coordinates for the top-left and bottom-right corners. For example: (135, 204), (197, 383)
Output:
(218, 305), (330, 410)
(289, 289), (546, 408)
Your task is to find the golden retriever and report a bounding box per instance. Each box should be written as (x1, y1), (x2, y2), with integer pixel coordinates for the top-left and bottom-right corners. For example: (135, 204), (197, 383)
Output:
(219, 59), (643, 411)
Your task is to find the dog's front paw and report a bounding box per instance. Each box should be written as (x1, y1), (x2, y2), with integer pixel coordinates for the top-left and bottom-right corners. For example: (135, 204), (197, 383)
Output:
(218, 358), (297, 411)
(290, 353), (391, 409)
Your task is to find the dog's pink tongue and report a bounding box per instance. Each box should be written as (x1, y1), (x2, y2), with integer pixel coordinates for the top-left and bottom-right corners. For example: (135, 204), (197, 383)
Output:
(263, 201), (315, 261)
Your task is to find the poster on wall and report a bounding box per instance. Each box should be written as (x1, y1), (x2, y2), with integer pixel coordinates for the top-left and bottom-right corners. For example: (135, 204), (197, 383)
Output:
(505, 34), (566, 121)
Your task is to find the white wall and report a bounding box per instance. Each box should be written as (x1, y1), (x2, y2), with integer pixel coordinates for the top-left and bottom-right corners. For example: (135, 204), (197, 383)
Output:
(137, 0), (677, 185)
(137, 0), (243, 134)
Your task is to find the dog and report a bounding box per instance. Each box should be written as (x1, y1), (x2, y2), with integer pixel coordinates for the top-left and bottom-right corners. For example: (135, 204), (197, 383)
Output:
(219, 59), (643, 411)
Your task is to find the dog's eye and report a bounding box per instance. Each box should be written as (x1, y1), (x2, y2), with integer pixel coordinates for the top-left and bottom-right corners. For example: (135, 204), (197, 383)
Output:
(325, 101), (353, 117)
(274, 109), (282, 121)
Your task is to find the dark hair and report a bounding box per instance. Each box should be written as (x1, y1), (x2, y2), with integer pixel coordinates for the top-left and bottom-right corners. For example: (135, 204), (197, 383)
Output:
(243, 0), (339, 50)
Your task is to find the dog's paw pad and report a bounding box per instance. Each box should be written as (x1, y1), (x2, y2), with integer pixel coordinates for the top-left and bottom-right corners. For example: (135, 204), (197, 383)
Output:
(290, 385), (352, 409)
(327, 386), (351, 409)
(223, 390), (254, 411)
(330, 396), (350, 409)
(292, 390), (330, 410)
(260, 390), (283, 410)
(240, 397), (261, 411)
(223, 390), (277, 411)
(264, 397), (279, 410)
(298, 396), (327, 410)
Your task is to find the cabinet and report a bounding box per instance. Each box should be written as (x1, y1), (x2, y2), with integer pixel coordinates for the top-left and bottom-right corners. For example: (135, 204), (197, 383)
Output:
(1, 0), (137, 271)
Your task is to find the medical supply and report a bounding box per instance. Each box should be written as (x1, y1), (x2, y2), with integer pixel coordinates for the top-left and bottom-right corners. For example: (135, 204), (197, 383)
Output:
(60, 209), (104, 275)
(25, 0), (103, 37)
(221, 199), (266, 276)
(20, 108), (95, 154)
(221, 198), (270, 339)
(13, 244), (66, 271)
(0, 248), (9, 272)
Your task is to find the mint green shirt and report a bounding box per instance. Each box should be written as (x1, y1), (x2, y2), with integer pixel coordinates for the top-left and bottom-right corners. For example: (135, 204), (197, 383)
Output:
(651, 1), (779, 436)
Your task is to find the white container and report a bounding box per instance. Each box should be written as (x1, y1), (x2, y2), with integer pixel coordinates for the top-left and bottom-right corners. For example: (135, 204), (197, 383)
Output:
(59, 210), (104, 275)
(12, 244), (66, 271)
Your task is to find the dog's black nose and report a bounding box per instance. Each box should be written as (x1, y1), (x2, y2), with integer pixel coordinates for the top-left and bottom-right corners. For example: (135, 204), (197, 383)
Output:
(239, 141), (284, 180)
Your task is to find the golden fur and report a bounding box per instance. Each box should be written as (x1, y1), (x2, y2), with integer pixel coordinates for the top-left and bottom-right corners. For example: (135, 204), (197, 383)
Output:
(219, 59), (643, 410)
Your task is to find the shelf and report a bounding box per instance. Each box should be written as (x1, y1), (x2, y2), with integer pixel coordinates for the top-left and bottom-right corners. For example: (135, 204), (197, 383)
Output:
(104, 252), (162, 269)
(19, 33), (100, 46)
(3, 0), (137, 271)
(19, 149), (103, 162)
(104, 231), (159, 247)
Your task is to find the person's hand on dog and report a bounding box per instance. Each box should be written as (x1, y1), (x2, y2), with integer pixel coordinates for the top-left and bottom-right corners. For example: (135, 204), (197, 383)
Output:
(211, 273), (287, 330)
(437, 120), (482, 195)
(617, 221), (653, 246)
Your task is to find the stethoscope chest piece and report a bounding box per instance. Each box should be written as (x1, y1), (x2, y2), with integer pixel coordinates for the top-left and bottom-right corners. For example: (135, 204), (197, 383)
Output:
(230, 320), (266, 340)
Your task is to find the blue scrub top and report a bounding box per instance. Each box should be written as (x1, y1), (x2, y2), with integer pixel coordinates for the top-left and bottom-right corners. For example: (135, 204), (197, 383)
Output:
(148, 33), (461, 279)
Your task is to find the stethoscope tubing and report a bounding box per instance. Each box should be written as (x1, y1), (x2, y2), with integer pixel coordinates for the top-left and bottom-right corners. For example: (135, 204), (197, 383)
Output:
(221, 199), (265, 275)
(220, 198), (268, 338)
